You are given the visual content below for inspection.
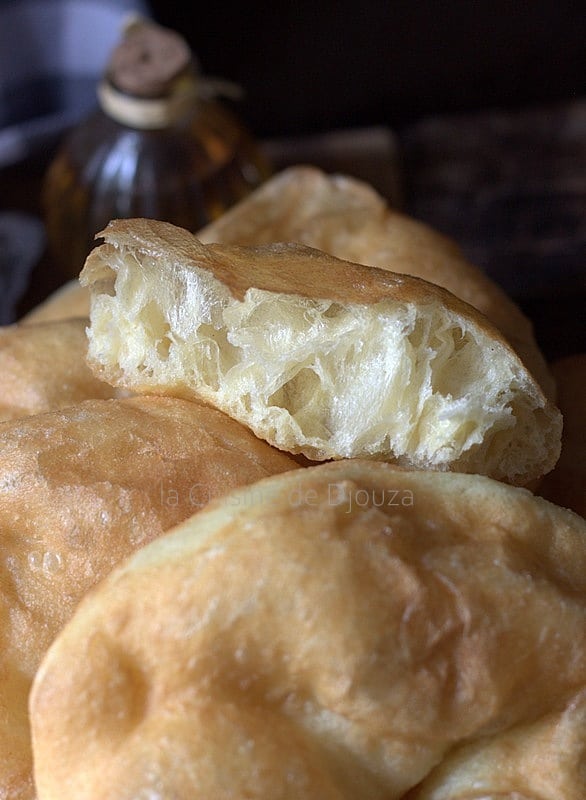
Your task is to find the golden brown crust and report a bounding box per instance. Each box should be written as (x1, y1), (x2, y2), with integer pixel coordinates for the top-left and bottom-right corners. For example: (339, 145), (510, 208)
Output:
(30, 461), (586, 799)
(0, 395), (297, 800)
(0, 318), (116, 421)
(87, 217), (510, 332)
(539, 354), (586, 517)
(197, 166), (555, 398)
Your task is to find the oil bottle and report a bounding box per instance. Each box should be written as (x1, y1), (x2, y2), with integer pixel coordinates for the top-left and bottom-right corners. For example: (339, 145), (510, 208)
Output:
(43, 16), (271, 279)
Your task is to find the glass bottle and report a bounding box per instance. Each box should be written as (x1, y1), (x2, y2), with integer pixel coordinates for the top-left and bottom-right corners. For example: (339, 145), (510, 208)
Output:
(42, 17), (271, 280)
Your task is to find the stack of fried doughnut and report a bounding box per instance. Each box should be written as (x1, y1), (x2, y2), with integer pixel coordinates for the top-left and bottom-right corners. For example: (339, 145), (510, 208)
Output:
(0, 167), (583, 799)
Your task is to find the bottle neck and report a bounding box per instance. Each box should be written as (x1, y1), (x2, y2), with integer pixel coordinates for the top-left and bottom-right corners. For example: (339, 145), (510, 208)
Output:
(97, 75), (198, 130)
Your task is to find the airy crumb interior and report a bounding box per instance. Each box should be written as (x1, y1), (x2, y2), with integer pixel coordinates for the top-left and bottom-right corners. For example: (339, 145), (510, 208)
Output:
(86, 250), (553, 483)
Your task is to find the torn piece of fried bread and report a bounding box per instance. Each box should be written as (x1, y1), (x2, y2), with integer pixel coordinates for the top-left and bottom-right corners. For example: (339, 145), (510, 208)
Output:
(81, 218), (561, 486)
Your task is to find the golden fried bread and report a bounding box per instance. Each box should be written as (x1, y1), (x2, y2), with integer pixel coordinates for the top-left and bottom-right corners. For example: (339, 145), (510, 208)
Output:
(30, 461), (586, 800)
(21, 279), (89, 323)
(0, 396), (297, 800)
(540, 354), (586, 517)
(80, 217), (561, 486)
(198, 166), (555, 398)
(0, 318), (115, 421)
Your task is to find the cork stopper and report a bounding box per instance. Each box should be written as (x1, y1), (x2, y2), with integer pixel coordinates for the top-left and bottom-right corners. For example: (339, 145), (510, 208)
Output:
(106, 17), (195, 98)
(98, 17), (200, 129)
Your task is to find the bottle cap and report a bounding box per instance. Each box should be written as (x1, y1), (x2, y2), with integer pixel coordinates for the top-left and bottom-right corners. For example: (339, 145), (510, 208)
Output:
(107, 16), (195, 98)
(99, 16), (199, 129)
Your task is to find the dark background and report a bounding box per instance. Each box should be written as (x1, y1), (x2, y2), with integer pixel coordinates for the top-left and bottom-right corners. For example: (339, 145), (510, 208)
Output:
(148, 0), (584, 137)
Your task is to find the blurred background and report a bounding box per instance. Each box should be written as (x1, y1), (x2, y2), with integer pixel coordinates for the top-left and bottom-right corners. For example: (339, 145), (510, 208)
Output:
(0, 0), (584, 358)
(150, 1), (584, 136)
